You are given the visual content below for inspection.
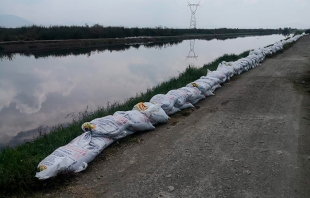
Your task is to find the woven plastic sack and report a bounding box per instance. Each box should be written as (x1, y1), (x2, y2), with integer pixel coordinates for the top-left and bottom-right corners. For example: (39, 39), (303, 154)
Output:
(81, 115), (133, 139)
(216, 64), (234, 78)
(199, 76), (222, 87)
(178, 87), (205, 105)
(113, 110), (155, 132)
(206, 69), (227, 83)
(195, 79), (221, 93)
(150, 94), (180, 115)
(133, 102), (169, 125)
(36, 132), (114, 180)
(186, 81), (214, 96)
(166, 89), (188, 109)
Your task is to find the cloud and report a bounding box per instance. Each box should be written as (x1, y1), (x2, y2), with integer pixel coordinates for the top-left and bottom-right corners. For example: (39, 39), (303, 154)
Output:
(243, 0), (259, 3)
(0, 56), (77, 114)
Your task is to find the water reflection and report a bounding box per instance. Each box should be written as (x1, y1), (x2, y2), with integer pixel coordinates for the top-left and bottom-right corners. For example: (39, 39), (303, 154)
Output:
(0, 34), (287, 149)
(186, 40), (198, 60)
(0, 34), (266, 61)
(0, 41), (184, 61)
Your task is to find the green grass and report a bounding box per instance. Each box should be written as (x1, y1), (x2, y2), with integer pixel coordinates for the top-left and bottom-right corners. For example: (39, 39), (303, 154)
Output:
(0, 41), (296, 195)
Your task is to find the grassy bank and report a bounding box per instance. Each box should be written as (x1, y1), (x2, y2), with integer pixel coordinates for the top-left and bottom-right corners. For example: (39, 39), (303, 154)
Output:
(0, 40), (297, 195)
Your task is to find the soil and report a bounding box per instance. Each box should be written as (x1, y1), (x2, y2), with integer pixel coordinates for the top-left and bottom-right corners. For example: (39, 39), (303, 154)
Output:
(32, 35), (310, 198)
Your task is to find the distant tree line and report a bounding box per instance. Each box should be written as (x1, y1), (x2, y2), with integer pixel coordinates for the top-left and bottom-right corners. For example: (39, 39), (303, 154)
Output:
(0, 40), (183, 60)
(1, 35), (249, 60)
(0, 24), (283, 41)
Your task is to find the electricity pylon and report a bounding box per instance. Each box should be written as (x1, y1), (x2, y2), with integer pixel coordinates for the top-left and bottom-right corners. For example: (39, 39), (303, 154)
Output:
(188, 1), (200, 29)
(186, 39), (198, 60)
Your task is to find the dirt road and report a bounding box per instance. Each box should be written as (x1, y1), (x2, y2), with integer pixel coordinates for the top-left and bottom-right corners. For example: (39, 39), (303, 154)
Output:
(39, 36), (310, 198)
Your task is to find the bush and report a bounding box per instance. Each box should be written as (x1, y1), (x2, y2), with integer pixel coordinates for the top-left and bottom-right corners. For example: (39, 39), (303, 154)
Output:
(305, 29), (310, 34)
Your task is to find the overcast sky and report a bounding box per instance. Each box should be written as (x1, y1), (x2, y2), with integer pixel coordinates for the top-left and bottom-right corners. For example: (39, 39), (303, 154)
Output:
(0, 0), (309, 29)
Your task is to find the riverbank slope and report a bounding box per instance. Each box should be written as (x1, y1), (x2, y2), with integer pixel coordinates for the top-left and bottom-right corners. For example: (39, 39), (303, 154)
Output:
(33, 35), (310, 198)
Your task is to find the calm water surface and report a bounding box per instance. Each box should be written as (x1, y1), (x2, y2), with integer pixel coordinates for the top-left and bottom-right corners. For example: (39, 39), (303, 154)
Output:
(0, 34), (286, 148)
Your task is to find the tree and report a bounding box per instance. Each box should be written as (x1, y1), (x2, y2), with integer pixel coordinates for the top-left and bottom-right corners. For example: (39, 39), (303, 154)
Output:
(282, 28), (290, 37)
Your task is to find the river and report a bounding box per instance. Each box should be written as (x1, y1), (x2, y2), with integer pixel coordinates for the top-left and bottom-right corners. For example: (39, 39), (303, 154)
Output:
(0, 34), (287, 148)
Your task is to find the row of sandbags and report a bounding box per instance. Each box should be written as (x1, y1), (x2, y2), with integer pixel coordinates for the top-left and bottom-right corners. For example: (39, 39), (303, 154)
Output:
(35, 34), (305, 180)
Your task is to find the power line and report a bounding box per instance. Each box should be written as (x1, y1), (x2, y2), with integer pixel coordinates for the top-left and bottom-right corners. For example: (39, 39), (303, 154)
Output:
(172, 0), (187, 9)
(199, 0), (208, 7)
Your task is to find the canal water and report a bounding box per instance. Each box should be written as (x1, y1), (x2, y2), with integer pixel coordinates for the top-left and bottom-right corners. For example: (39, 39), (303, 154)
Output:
(0, 34), (287, 148)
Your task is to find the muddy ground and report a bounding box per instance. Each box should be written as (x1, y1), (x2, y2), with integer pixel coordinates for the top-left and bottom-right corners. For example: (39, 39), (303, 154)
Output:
(33, 35), (310, 198)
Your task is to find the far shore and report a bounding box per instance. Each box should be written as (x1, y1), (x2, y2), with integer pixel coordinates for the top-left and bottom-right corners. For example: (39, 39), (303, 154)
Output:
(0, 32), (274, 54)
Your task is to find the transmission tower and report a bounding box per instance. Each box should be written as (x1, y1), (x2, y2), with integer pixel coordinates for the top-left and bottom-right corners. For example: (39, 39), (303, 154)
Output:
(188, 2), (200, 29)
(186, 39), (198, 60)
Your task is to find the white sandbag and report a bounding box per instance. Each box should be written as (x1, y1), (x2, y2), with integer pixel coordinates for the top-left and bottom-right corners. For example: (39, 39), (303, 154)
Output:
(249, 49), (265, 62)
(178, 87), (205, 105)
(179, 102), (194, 110)
(113, 110), (155, 132)
(194, 78), (212, 87)
(245, 56), (257, 69)
(150, 94), (180, 115)
(241, 57), (254, 69)
(197, 79), (221, 93)
(166, 89), (188, 109)
(218, 62), (236, 74)
(166, 89), (194, 110)
(216, 64), (234, 78)
(87, 136), (114, 153)
(226, 62), (243, 75)
(36, 132), (114, 180)
(211, 84), (221, 91)
(236, 59), (250, 72)
(200, 76), (222, 87)
(206, 69), (227, 83)
(81, 115), (133, 139)
(186, 82), (213, 96)
(220, 61), (241, 75)
(133, 102), (169, 125)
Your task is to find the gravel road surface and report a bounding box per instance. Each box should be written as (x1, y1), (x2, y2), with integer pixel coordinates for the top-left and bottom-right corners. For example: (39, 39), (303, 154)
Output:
(39, 35), (310, 198)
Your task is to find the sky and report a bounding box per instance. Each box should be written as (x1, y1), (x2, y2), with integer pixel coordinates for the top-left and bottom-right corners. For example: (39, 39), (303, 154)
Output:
(0, 0), (309, 29)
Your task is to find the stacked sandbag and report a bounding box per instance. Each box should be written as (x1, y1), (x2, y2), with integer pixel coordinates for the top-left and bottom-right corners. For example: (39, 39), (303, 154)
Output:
(113, 110), (155, 132)
(150, 94), (180, 115)
(205, 69), (227, 83)
(36, 111), (155, 180)
(81, 115), (134, 140)
(36, 34), (305, 180)
(216, 63), (235, 79)
(36, 132), (114, 180)
(178, 87), (205, 105)
(186, 81), (214, 96)
(166, 90), (194, 110)
(249, 48), (265, 62)
(133, 102), (169, 125)
(260, 47), (273, 56)
(222, 61), (244, 75)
